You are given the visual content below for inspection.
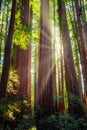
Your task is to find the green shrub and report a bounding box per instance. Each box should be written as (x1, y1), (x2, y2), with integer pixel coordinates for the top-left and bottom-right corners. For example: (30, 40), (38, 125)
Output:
(7, 68), (20, 97)
(67, 93), (86, 118)
(15, 114), (35, 130)
(14, 112), (87, 130)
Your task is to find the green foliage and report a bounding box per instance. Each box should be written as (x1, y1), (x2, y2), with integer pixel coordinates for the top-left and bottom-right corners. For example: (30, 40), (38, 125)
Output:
(13, 10), (31, 50)
(0, 95), (87, 130)
(15, 113), (87, 130)
(0, 68), (29, 128)
(67, 93), (86, 117)
(0, 66), (2, 79)
(30, 0), (40, 18)
(0, 95), (28, 120)
(57, 114), (87, 130)
(0, 98), (6, 118)
(36, 115), (58, 130)
(15, 114), (35, 130)
(30, 0), (40, 45)
(5, 97), (28, 121)
(7, 68), (19, 96)
(0, 68), (20, 118)
(13, 25), (31, 50)
(0, 94), (29, 130)
(55, 93), (86, 117)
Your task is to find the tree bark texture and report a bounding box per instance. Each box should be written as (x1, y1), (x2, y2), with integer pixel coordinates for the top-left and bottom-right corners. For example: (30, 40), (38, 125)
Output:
(38, 0), (53, 114)
(15, 0), (32, 111)
(75, 0), (87, 100)
(58, 0), (79, 96)
(0, 0), (16, 98)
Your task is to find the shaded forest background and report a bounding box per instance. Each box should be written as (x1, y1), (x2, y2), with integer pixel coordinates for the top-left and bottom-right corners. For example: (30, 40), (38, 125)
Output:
(0, 0), (87, 129)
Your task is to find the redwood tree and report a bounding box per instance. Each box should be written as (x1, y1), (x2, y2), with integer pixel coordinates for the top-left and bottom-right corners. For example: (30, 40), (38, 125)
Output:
(0, 0), (16, 98)
(75, 0), (87, 104)
(58, 0), (79, 96)
(38, 0), (53, 114)
(15, 0), (32, 109)
(57, 0), (80, 114)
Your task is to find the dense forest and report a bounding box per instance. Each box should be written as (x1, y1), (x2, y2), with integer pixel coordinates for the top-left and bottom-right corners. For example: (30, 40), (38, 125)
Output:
(0, 0), (87, 129)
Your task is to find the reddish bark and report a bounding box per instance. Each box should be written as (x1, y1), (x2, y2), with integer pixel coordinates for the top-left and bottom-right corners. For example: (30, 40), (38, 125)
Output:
(38, 0), (53, 114)
(15, 0), (32, 111)
(58, 0), (79, 96)
(75, 0), (87, 104)
(0, 0), (16, 98)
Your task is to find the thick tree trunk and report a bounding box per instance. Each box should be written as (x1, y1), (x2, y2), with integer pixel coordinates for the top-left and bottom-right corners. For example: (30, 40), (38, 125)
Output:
(75, 0), (87, 103)
(52, 0), (57, 113)
(15, 0), (32, 111)
(70, 3), (83, 99)
(57, 0), (79, 115)
(38, 0), (53, 114)
(0, 0), (16, 98)
(58, 0), (79, 96)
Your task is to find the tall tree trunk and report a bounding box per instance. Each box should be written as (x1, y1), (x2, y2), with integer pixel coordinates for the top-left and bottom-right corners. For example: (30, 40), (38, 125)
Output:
(15, 0), (32, 111)
(75, 0), (87, 103)
(57, 56), (61, 111)
(51, 0), (57, 113)
(59, 46), (64, 114)
(0, 0), (16, 98)
(38, 0), (53, 114)
(58, 0), (79, 96)
(57, 0), (79, 114)
(69, 2), (83, 99)
(34, 45), (38, 110)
